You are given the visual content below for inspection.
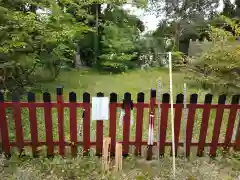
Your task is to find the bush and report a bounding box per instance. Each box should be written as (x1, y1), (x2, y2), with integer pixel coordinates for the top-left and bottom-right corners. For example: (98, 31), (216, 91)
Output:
(187, 44), (240, 94)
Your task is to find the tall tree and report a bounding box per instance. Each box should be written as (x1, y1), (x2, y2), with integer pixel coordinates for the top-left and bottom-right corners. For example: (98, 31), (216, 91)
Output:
(149, 0), (219, 50)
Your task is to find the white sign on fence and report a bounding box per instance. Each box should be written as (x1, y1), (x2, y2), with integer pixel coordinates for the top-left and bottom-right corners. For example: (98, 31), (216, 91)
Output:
(91, 97), (109, 120)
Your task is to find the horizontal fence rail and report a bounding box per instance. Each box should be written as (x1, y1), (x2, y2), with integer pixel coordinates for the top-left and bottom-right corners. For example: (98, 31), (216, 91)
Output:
(0, 88), (239, 159)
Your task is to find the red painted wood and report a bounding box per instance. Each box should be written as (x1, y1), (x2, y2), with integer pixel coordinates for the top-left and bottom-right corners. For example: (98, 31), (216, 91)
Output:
(3, 102), (240, 109)
(235, 121), (240, 151)
(83, 103), (91, 155)
(170, 104), (183, 156)
(197, 104), (212, 156)
(123, 103), (131, 156)
(96, 121), (103, 156)
(57, 94), (65, 156)
(146, 92), (156, 160)
(43, 102), (54, 156)
(8, 140), (235, 147)
(0, 102), (10, 155)
(109, 101), (117, 155)
(135, 100), (144, 155)
(13, 102), (24, 153)
(209, 104), (225, 156)
(69, 102), (77, 156)
(159, 103), (169, 156)
(28, 103), (38, 156)
(224, 104), (238, 151)
(186, 104), (197, 157)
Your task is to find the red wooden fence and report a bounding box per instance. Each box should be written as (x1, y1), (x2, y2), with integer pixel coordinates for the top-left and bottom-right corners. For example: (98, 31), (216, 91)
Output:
(0, 88), (240, 159)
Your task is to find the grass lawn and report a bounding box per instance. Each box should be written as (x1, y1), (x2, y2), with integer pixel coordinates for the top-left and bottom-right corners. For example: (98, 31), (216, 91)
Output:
(2, 68), (240, 179)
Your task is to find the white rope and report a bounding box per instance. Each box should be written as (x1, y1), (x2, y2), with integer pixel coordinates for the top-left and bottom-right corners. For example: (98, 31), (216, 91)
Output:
(169, 52), (176, 178)
(183, 83), (188, 159)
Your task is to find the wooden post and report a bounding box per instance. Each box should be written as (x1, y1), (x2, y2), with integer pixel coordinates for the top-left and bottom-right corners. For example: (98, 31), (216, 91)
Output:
(102, 137), (111, 171)
(115, 142), (122, 172)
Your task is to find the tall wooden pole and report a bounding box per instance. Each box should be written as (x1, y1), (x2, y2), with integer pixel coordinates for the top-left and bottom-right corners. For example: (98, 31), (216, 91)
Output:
(169, 52), (176, 178)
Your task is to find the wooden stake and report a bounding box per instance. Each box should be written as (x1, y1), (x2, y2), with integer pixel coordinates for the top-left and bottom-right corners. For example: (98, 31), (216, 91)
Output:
(102, 137), (111, 171)
(115, 143), (123, 172)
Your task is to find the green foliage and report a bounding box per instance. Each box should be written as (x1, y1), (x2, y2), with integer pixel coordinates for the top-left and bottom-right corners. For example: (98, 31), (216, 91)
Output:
(187, 16), (240, 94)
(99, 7), (141, 72)
(0, 0), (93, 91)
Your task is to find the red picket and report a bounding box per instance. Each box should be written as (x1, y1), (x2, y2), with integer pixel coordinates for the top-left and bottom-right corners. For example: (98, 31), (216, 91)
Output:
(0, 93), (10, 156)
(146, 89), (156, 160)
(57, 87), (65, 156)
(123, 93), (131, 156)
(209, 95), (226, 157)
(197, 94), (212, 157)
(186, 94), (198, 157)
(12, 93), (24, 154)
(235, 121), (240, 151)
(170, 94), (183, 156)
(224, 95), (240, 151)
(96, 92), (104, 156)
(28, 92), (38, 157)
(109, 93), (117, 155)
(43, 92), (54, 157)
(159, 93), (170, 156)
(83, 93), (91, 155)
(69, 92), (78, 156)
(135, 92), (144, 156)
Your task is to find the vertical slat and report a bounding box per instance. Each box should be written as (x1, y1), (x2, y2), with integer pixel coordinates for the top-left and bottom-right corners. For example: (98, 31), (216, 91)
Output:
(109, 93), (117, 155)
(96, 92), (104, 156)
(135, 92), (144, 156)
(146, 89), (156, 160)
(209, 94), (226, 157)
(83, 92), (91, 156)
(186, 94), (198, 157)
(224, 95), (240, 151)
(28, 92), (38, 157)
(123, 92), (131, 157)
(170, 94), (184, 156)
(12, 92), (24, 155)
(43, 92), (54, 157)
(234, 118), (240, 151)
(197, 94), (213, 157)
(0, 92), (10, 156)
(159, 93), (170, 156)
(69, 92), (77, 156)
(57, 86), (65, 156)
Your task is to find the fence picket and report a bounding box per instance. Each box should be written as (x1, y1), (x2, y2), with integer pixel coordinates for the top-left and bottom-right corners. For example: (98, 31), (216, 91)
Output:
(186, 94), (198, 157)
(170, 94), (183, 156)
(28, 92), (38, 157)
(123, 92), (132, 157)
(197, 94), (213, 157)
(0, 92), (10, 156)
(135, 92), (144, 156)
(146, 89), (156, 160)
(43, 92), (54, 157)
(159, 93), (170, 156)
(209, 95), (226, 157)
(96, 92), (104, 156)
(57, 87), (65, 156)
(69, 92), (77, 156)
(109, 93), (117, 155)
(83, 92), (91, 156)
(224, 95), (240, 151)
(235, 118), (240, 151)
(12, 92), (24, 155)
